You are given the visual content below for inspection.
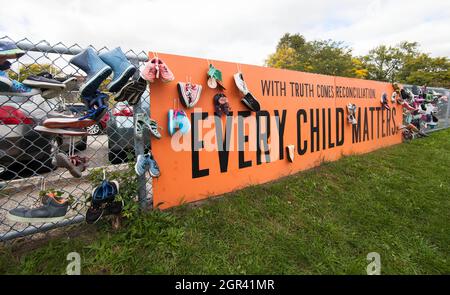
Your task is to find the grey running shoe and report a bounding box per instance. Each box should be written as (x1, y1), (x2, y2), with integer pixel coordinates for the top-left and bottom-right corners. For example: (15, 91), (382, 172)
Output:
(7, 195), (69, 223)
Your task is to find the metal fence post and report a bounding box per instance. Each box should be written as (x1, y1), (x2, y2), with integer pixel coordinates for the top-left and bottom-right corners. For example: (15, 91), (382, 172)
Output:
(445, 90), (450, 129)
(130, 59), (150, 211)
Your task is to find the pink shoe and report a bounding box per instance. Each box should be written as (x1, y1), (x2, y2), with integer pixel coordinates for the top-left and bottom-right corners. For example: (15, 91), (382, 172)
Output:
(157, 58), (175, 82)
(140, 58), (158, 83)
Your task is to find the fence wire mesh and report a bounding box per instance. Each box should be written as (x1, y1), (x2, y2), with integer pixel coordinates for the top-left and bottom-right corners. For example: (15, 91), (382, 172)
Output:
(0, 37), (449, 243)
(0, 37), (152, 242)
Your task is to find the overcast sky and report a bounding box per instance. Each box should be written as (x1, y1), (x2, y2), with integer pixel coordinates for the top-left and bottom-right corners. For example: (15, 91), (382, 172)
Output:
(0, 0), (449, 65)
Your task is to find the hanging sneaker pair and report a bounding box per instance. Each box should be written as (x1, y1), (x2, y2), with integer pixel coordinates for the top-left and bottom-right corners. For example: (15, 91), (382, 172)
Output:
(86, 179), (122, 224)
(177, 82), (202, 108)
(52, 152), (88, 178)
(135, 151), (160, 178)
(233, 72), (260, 112)
(347, 103), (357, 125)
(114, 76), (148, 105)
(168, 109), (191, 135)
(141, 56), (174, 83)
(7, 190), (69, 223)
(70, 47), (137, 97)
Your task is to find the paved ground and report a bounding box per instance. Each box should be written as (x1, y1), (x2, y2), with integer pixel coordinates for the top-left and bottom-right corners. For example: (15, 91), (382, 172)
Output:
(0, 135), (131, 239)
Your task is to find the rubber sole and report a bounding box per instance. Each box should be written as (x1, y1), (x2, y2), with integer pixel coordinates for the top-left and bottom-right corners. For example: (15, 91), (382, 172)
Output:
(43, 118), (96, 129)
(22, 79), (65, 90)
(168, 109), (175, 135)
(34, 125), (88, 136)
(7, 212), (65, 223)
(107, 65), (137, 93)
(114, 78), (147, 105)
(79, 66), (112, 97)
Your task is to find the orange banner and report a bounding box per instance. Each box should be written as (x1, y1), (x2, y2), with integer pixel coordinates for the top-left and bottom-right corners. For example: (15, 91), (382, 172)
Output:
(149, 53), (402, 209)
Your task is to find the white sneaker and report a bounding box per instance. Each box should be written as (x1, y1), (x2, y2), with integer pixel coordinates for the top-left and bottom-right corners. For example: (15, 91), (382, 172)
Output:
(233, 72), (249, 95)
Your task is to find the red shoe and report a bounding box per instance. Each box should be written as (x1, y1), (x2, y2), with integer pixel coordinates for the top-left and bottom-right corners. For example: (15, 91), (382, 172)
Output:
(157, 58), (174, 82)
(140, 57), (158, 83)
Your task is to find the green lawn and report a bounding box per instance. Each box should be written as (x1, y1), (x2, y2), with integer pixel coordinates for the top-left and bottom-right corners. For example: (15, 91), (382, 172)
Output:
(1, 129), (450, 274)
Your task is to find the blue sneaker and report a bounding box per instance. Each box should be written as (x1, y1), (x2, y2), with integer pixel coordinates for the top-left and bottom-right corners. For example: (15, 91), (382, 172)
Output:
(99, 47), (137, 93)
(0, 71), (41, 96)
(168, 109), (175, 135)
(91, 180), (119, 205)
(70, 47), (112, 97)
(176, 110), (191, 134)
(168, 109), (190, 136)
(135, 154), (147, 176)
(146, 151), (160, 178)
(134, 152), (160, 178)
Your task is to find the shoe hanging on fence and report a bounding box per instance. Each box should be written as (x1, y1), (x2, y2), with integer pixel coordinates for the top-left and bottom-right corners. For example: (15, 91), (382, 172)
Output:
(141, 54), (174, 83)
(380, 92), (390, 110)
(213, 93), (231, 116)
(7, 190), (70, 224)
(86, 171), (121, 224)
(286, 145), (295, 162)
(135, 151), (160, 178)
(207, 63), (225, 90)
(34, 125), (88, 136)
(70, 47), (112, 98)
(135, 112), (162, 139)
(53, 152), (86, 178)
(98, 47), (137, 92)
(42, 76), (78, 99)
(168, 109), (191, 135)
(23, 72), (66, 90)
(347, 103), (357, 125)
(114, 76), (147, 105)
(0, 70), (41, 97)
(177, 81), (202, 108)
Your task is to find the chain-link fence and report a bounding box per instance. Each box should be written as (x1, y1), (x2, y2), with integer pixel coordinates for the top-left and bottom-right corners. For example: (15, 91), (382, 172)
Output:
(402, 84), (450, 134)
(0, 37), (152, 242)
(1, 37), (449, 243)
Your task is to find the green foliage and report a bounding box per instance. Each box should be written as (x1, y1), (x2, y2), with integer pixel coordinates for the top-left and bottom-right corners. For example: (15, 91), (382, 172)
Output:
(8, 64), (60, 81)
(266, 33), (356, 77)
(1, 129), (450, 274)
(266, 34), (450, 88)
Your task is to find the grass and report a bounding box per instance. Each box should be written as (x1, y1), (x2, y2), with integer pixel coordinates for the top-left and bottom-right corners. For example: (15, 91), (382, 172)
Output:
(1, 129), (450, 274)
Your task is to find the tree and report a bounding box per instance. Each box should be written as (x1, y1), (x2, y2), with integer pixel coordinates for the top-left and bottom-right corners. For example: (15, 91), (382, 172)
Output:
(398, 54), (450, 88)
(362, 41), (419, 82)
(266, 33), (360, 78)
(7, 63), (60, 81)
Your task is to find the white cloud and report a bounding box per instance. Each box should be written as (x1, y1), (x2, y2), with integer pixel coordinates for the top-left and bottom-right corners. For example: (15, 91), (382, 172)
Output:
(0, 0), (449, 65)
